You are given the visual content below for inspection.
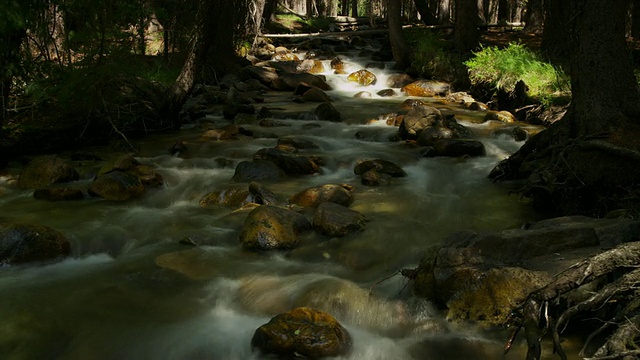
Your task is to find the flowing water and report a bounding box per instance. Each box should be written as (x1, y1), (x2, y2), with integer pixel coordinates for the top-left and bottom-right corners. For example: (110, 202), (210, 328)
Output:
(0, 46), (576, 359)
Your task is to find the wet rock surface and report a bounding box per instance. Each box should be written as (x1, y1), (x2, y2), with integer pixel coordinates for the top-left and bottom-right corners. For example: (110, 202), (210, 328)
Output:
(0, 223), (70, 265)
(251, 307), (352, 359)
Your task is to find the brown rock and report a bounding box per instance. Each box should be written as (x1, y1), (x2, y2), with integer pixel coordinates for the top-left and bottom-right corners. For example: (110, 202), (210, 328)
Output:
(251, 307), (352, 359)
(18, 156), (79, 190)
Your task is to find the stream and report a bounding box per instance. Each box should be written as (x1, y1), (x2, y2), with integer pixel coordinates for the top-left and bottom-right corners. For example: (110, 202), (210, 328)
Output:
(0, 41), (578, 359)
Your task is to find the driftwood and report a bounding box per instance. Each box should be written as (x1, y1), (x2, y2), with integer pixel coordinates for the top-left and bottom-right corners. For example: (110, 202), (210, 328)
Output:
(505, 241), (640, 360)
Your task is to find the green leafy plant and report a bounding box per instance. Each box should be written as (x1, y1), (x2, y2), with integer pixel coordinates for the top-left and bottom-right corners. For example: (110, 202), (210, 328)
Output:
(464, 43), (570, 104)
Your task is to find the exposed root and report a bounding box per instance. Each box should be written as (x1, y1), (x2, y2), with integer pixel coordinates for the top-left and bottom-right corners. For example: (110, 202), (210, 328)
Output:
(505, 241), (640, 360)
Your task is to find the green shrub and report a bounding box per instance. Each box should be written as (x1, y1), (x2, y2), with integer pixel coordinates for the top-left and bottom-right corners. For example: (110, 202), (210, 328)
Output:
(464, 43), (570, 105)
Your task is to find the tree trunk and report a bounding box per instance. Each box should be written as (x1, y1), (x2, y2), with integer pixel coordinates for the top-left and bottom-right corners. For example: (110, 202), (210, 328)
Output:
(541, 1), (576, 63)
(523, 0), (543, 33)
(455, 0), (480, 52)
(388, 0), (411, 69)
(498, 0), (509, 22)
(414, 0), (438, 24)
(164, 0), (249, 123)
(351, 0), (358, 16)
(437, 0), (452, 24)
(632, 0), (640, 38)
(484, 0), (499, 24)
(569, 0), (640, 136)
(263, 0), (279, 26)
(341, 0), (349, 15)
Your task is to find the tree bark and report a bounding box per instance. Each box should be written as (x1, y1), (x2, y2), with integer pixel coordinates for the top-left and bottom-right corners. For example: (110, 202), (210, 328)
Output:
(414, 0), (438, 24)
(632, 0), (640, 38)
(523, 0), (543, 33)
(541, 1), (576, 63)
(164, 0), (250, 123)
(568, 0), (640, 136)
(388, 0), (411, 69)
(351, 0), (358, 16)
(455, 0), (480, 52)
(437, 0), (452, 24)
(263, 0), (279, 26)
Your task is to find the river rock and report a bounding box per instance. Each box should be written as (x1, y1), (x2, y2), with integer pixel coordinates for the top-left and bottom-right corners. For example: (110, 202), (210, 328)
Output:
(251, 307), (352, 359)
(239, 205), (311, 251)
(232, 160), (287, 182)
(237, 274), (410, 331)
(289, 184), (354, 208)
(88, 171), (146, 201)
(254, 147), (320, 175)
(276, 73), (332, 91)
(330, 57), (346, 74)
(427, 139), (486, 158)
(387, 74), (415, 88)
(347, 69), (377, 86)
(96, 155), (164, 188)
(313, 202), (367, 237)
(248, 182), (279, 205)
(445, 91), (476, 104)
(484, 110), (516, 123)
(360, 169), (393, 186)
(354, 159), (407, 178)
(400, 99), (426, 110)
(401, 80), (451, 97)
(314, 102), (341, 121)
(399, 105), (442, 140)
(33, 187), (84, 201)
(0, 223), (70, 265)
(155, 248), (219, 280)
(277, 136), (319, 150)
(241, 65), (279, 87)
(199, 188), (254, 209)
(301, 87), (332, 102)
(412, 216), (640, 326)
(416, 126), (457, 147)
(354, 91), (372, 98)
(377, 89), (397, 97)
(492, 126), (528, 142)
(18, 156), (79, 190)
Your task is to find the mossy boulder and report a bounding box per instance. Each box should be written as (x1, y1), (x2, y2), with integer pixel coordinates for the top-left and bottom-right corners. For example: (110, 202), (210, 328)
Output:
(199, 188), (254, 209)
(251, 307), (352, 358)
(18, 156), (79, 190)
(232, 160), (287, 182)
(399, 105), (442, 140)
(0, 223), (70, 265)
(313, 202), (368, 237)
(88, 171), (145, 201)
(354, 159), (407, 178)
(239, 205), (311, 251)
(289, 184), (354, 208)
